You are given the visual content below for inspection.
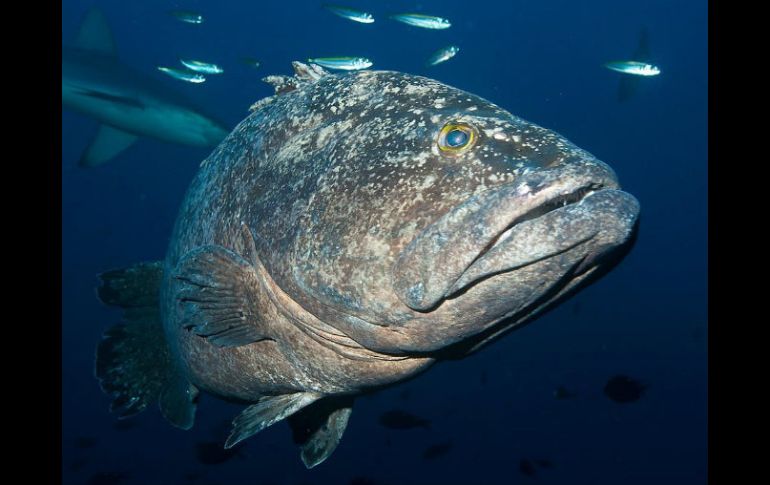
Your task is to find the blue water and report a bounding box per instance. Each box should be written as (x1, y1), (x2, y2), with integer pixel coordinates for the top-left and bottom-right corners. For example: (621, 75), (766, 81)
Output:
(62, 1), (707, 484)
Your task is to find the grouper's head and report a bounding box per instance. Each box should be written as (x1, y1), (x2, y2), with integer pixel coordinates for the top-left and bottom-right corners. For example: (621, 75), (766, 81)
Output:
(256, 66), (639, 357)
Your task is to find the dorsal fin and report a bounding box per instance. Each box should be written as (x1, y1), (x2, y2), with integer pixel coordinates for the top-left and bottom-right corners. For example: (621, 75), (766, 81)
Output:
(292, 61), (328, 82)
(262, 61), (329, 95)
(250, 61), (330, 112)
(262, 75), (299, 95)
(74, 8), (116, 57)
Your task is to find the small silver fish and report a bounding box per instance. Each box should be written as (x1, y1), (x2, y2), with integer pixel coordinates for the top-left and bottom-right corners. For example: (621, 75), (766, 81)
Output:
(604, 61), (661, 76)
(307, 57), (373, 71)
(389, 13), (451, 30)
(157, 67), (206, 83)
(179, 59), (224, 75)
(242, 57), (261, 69)
(323, 4), (374, 24)
(427, 46), (459, 66)
(170, 10), (204, 24)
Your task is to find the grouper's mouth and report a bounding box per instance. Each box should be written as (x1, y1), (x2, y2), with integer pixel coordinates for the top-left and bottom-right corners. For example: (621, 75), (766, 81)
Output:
(470, 185), (598, 262)
(392, 159), (640, 312)
(445, 185), (636, 299)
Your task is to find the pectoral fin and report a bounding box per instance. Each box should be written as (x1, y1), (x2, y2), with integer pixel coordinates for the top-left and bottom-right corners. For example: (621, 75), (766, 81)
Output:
(225, 392), (322, 449)
(174, 244), (272, 347)
(79, 124), (138, 167)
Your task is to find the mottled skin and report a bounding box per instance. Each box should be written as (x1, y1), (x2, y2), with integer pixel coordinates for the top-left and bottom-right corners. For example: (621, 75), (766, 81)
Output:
(160, 62), (638, 418)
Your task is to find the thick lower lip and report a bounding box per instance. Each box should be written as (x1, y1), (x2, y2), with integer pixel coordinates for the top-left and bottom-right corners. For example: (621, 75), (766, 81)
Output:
(446, 186), (615, 297)
(473, 185), (598, 261)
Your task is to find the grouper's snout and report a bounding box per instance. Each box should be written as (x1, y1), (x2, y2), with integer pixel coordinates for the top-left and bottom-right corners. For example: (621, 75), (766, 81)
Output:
(392, 157), (639, 312)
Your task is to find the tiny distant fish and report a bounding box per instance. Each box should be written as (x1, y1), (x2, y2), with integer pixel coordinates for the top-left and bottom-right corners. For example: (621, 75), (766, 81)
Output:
(170, 10), (204, 24)
(422, 441), (453, 460)
(242, 57), (261, 69)
(427, 46), (459, 66)
(158, 67), (206, 83)
(519, 458), (536, 477)
(553, 385), (578, 399)
(389, 13), (451, 30)
(180, 59), (224, 75)
(378, 409), (431, 430)
(604, 374), (648, 403)
(307, 57), (373, 71)
(195, 441), (242, 465)
(323, 4), (374, 24)
(604, 61), (660, 76)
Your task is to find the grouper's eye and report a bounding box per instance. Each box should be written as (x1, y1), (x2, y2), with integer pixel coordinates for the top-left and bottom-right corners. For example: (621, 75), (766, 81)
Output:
(438, 123), (477, 154)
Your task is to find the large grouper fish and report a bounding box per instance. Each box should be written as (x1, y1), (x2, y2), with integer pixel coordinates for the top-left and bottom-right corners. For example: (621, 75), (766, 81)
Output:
(95, 62), (640, 468)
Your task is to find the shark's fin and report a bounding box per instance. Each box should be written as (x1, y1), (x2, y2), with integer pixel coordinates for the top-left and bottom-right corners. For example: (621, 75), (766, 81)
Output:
(225, 392), (322, 449)
(288, 396), (354, 469)
(74, 8), (116, 57)
(79, 124), (138, 167)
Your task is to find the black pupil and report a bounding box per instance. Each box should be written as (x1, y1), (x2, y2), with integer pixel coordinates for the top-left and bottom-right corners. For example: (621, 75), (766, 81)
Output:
(445, 129), (469, 147)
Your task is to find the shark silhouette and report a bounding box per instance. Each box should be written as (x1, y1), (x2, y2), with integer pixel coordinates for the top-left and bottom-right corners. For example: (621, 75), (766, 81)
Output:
(62, 9), (230, 167)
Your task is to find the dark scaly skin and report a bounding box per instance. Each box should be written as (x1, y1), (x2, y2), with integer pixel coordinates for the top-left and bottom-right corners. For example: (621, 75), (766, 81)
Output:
(159, 63), (639, 404)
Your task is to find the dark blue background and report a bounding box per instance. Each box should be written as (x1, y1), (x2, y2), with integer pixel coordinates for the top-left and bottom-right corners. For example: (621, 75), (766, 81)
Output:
(62, 1), (707, 484)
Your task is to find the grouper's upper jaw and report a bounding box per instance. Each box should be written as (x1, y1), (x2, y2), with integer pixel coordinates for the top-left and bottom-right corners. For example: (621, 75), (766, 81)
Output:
(388, 157), (639, 352)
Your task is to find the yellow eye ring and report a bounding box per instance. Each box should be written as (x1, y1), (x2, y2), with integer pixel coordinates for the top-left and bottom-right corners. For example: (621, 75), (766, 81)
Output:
(438, 123), (478, 154)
